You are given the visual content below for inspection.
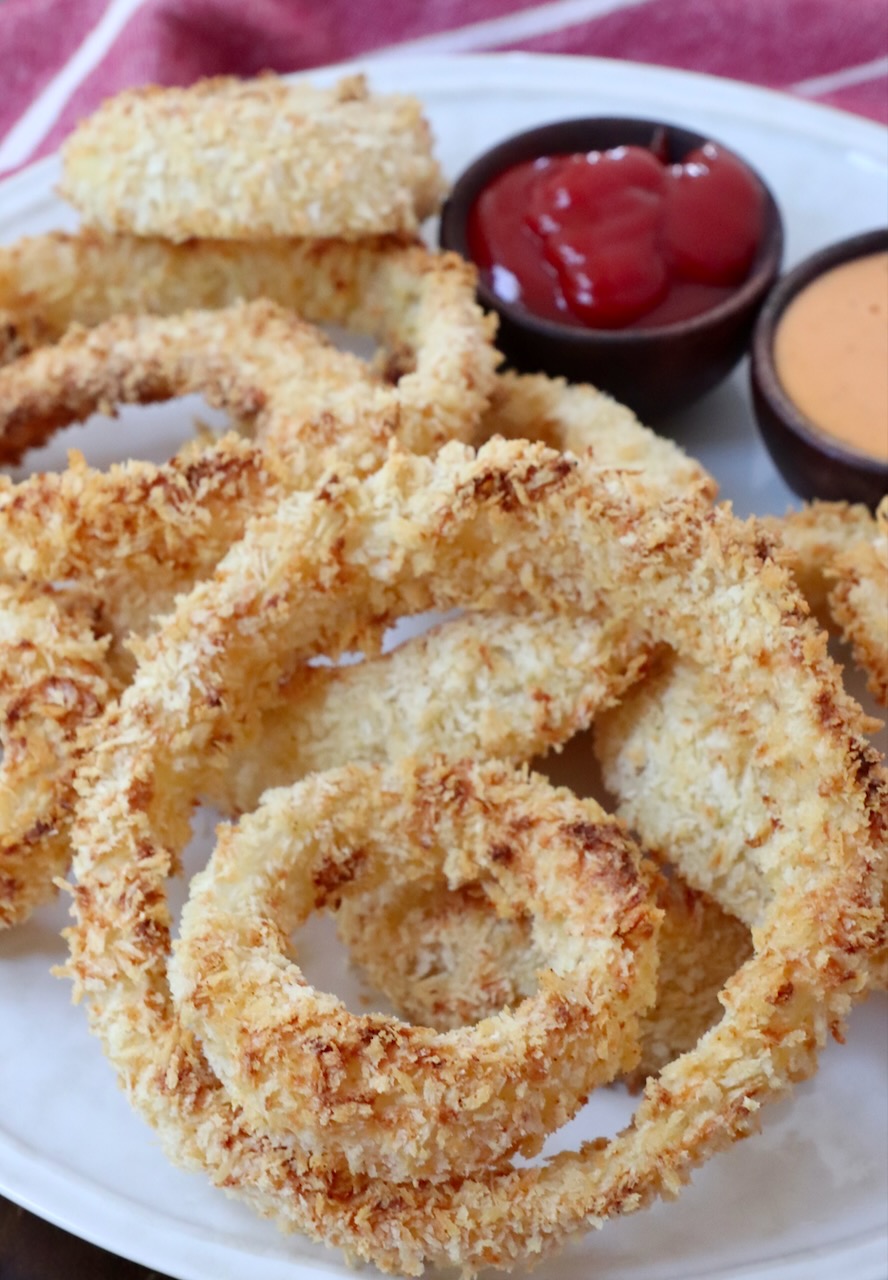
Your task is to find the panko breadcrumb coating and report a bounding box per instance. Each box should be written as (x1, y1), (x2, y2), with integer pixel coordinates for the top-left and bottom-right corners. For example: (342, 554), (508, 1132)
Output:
(171, 759), (660, 1184)
(0, 437), (285, 644)
(478, 370), (718, 502)
(58, 74), (445, 242)
(209, 611), (652, 816)
(767, 499), (878, 619)
(0, 300), (397, 468)
(338, 865), (753, 1090)
(0, 232), (500, 456)
(829, 497), (887, 707)
(204, 605), (749, 1086)
(64, 439), (885, 1275)
(0, 580), (118, 927)
(767, 499), (887, 704)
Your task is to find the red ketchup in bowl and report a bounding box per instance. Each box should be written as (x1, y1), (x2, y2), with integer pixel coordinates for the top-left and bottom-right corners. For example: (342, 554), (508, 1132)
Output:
(467, 140), (766, 330)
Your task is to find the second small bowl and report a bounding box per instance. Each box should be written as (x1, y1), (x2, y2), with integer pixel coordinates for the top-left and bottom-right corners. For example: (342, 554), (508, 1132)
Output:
(750, 227), (888, 509)
(440, 117), (784, 422)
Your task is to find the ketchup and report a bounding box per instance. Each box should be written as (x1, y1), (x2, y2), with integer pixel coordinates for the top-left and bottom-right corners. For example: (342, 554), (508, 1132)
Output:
(467, 141), (765, 330)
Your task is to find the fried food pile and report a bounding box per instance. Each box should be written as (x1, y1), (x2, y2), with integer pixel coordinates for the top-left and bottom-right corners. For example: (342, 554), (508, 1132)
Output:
(0, 71), (885, 1276)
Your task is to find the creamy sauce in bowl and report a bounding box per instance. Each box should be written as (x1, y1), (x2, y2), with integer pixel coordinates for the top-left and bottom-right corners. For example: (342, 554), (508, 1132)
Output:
(774, 251), (888, 463)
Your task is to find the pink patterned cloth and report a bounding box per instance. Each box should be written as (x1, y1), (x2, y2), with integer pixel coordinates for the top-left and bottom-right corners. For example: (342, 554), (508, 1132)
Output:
(1, 0), (885, 178)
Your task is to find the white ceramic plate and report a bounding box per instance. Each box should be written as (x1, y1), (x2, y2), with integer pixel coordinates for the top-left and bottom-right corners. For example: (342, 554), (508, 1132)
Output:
(0, 53), (886, 1280)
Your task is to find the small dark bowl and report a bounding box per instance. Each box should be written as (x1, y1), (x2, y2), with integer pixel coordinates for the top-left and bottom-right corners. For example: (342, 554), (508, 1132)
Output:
(750, 228), (888, 509)
(440, 117), (784, 422)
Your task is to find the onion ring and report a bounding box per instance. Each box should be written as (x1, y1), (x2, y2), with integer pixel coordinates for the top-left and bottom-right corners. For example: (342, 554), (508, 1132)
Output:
(829, 496), (887, 708)
(477, 369), (718, 502)
(59, 74), (445, 242)
(64, 438), (885, 1276)
(0, 437), (284, 645)
(212, 364), (714, 812)
(764, 500), (878, 620)
(336, 861), (752, 1089)
(0, 579), (117, 927)
(0, 232), (499, 454)
(0, 299), (400, 468)
(766, 499), (888, 705)
(170, 758), (660, 1183)
(595, 648), (888, 986)
(211, 609), (652, 816)
(205, 602), (746, 1086)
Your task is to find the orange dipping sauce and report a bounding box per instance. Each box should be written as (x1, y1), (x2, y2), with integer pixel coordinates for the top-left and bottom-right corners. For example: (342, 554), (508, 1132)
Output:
(774, 251), (888, 463)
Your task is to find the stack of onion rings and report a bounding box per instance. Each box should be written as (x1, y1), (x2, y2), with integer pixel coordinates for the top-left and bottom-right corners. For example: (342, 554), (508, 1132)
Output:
(62, 438), (885, 1275)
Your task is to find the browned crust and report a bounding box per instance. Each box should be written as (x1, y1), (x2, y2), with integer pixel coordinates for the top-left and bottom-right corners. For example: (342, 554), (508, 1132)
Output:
(828, 497), (888, 707)
(767, 499), (887, 705)
(0, 232), (500, 455)
(337, 861), (753, 1092)
(0, 300), (394, 468)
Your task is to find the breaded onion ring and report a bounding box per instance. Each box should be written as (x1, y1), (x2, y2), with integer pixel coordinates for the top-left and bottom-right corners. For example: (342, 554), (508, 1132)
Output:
(0, 438), (284, 643)
(210, 610), (652, 816)
(0, 299), (399, 468)
(765, 499), (879, 620)
(0, 355), (704, 643)
(59, 74), (445, 242)
(829, 496), (887, 707)
(766, 498), (888, 705)
(171, 758), (660, 1183)
(594, 645), (885, 927)
(0, 580), (118, 927)
(203, 601), (747, 1084)
(209, 366), (714, 812)
(595, 648), (886, 992)
(336, 861), (753, 1090)
(65, 439), (885, 1276)
(0, 232), (499, 453)
(477, 369), (718, 502)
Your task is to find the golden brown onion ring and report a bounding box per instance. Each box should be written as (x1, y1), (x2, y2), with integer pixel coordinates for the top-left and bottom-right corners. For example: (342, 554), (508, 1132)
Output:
(0, 299), (399, 468)
(64, 439), (885, 1276)
(0, 437), (284, 644)
(477, 369), (718, 502)
(204, 604), (749, 1084)
(59, 74), (444, 242)
(764, 500), (877, 620)
(0, 580), (118, 927)
(829, 496), (887, 708)
(171, 758), (660, 1183)
(211, 609), (652, 816)
(0, 231), (499, 454)
(336, 861), (753, 1089)
(595, 647), (884, 925)
(766, 498), (888, 705)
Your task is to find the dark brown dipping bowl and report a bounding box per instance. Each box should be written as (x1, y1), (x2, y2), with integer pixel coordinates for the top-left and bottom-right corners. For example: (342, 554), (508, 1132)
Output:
(750, 227), (888, 510)
(439, 117), (784, 422)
